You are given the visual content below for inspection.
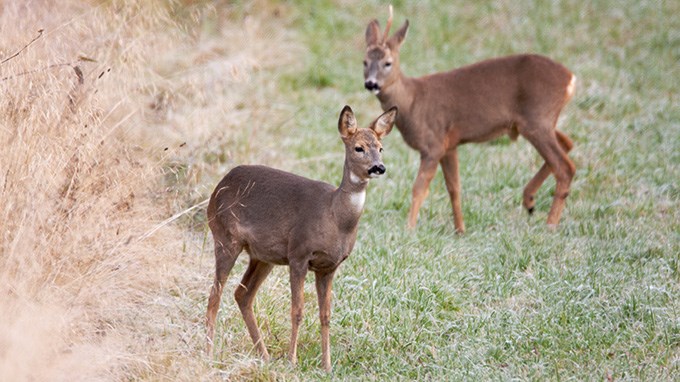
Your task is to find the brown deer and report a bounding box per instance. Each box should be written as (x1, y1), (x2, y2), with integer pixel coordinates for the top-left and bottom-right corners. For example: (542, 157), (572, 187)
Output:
(205, 105), (396, 372)
(363, 7), (576, 233)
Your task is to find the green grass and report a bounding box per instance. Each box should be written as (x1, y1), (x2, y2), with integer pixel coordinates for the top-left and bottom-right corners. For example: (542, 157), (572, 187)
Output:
(195, 0), (679, 380)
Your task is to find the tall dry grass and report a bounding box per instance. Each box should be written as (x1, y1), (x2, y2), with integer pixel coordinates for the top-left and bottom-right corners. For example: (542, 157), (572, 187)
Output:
(0, 1), (297, 380)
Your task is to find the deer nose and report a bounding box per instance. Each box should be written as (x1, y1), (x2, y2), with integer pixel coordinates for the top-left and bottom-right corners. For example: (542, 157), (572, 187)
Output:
(364, 80), (379, 91)
(368, 164), (386, 176)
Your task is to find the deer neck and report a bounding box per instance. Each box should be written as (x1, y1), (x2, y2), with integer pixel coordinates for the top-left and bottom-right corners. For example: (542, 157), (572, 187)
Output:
(377, 69), (413, 112)
(333, 162), (369, 229)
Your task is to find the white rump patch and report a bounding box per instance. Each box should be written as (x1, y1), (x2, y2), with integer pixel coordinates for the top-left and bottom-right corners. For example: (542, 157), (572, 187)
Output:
(350, 191), (366, 212)
(566, 74), (577, 98)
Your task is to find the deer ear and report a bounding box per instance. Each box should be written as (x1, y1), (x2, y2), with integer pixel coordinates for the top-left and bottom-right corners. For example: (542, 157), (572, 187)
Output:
(365, 19), (381, 46)
(371, 106), (397, 139)
(338, 105), (358, 138)
(387, 20), (409, 50)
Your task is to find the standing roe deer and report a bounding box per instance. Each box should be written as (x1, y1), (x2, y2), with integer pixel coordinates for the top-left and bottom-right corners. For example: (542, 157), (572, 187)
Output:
(364, 7), (576, 233)
(205, 105), (396, 372)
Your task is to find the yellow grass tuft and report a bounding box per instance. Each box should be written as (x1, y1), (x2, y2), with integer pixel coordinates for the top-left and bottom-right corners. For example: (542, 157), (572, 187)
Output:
(0, 0), (297, 379)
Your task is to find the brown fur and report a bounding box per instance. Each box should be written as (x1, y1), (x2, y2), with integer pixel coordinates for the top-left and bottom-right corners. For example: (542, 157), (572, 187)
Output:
(364, 15), (576, 232)
(205, 106), (396, 372)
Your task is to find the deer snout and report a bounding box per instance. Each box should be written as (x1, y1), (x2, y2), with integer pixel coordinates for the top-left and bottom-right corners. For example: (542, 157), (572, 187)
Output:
(368, 164), (386, 177)
(364, 79), (380, 93)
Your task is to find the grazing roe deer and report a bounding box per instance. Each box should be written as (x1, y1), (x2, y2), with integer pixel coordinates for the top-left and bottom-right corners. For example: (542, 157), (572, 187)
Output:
(205, 105), (396, 372)
(363, 7), (576, 233)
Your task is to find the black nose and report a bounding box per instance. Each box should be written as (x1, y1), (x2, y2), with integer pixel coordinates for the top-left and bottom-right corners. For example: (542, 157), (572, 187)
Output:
(364, 80), (379, 91)
(368, 164), (386, 175)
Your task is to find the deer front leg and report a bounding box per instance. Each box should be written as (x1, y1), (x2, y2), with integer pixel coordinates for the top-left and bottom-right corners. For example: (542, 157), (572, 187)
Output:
(288, 260), (308, 366)
(315, 270), (336, 372)
(440, 148), (465, 234)
(407, 155), (440, 229)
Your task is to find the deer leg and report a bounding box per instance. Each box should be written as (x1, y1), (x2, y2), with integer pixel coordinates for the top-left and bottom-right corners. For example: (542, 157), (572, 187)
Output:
(234, 259), (274, 360)
(206, 235), (241, 356)
(522, 130), (574, 214)
(440, 148), (465, 234)
(546, 147), (575, 227)
(523, 129), (575, 228)
(407, 156), (440, 229)
(523, 164), (550, 214)
(288, 260), (309, 366)
(315, 270), (336, 372)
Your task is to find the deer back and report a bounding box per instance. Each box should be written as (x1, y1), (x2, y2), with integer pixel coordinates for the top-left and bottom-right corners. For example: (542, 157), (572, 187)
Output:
(364, 16), (574, 152)
(209, 165), (337, 265)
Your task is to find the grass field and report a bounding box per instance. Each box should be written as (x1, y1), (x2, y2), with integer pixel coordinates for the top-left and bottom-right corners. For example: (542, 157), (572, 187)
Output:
(1, 0), (678, 380)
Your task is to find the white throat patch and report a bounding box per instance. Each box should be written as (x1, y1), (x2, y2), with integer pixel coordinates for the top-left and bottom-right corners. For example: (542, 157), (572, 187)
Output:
(349, 190), (366, 212)
(350, 171), (362, 184)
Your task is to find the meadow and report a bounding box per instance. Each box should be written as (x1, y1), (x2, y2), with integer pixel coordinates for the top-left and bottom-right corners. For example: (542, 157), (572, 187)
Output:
(0, 0), (678, 380)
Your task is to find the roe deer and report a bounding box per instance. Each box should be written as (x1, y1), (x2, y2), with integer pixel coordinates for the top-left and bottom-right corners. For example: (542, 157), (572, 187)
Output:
(205, 105), (396, 372)
(363, 7), (576, 233)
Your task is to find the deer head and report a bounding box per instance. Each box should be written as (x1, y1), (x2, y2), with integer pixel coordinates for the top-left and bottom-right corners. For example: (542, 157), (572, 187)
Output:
(363, 6), (409, 94)
(338, 105), (396, 183)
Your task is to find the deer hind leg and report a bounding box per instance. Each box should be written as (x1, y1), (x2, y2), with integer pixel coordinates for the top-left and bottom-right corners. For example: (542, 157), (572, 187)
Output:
(234, 259), (274, 361)
(440, 148), (465, 234)
(523, 128), (575, 228)
(522, 130), (574, 215)
(407, 155), (440, 229)
(206, 230), (241, 356)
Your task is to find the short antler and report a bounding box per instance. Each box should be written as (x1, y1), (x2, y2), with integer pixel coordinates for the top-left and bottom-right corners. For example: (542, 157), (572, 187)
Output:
(381, 5), (393, 45)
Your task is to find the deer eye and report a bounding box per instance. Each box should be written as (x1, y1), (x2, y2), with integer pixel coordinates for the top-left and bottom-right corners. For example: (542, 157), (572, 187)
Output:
(384, 61), (392, 68)
(355, 147), (364, 153)
(379, 147), (383, 152)
(363, 60), (368, 67)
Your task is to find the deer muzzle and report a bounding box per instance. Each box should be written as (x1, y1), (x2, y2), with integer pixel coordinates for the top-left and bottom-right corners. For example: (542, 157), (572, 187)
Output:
(364, 79), (380, 94)
(368, 164), (386, 177)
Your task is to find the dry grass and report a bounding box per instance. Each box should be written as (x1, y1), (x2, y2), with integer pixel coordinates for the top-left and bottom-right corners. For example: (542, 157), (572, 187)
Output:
(0, 1), (297, 380)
